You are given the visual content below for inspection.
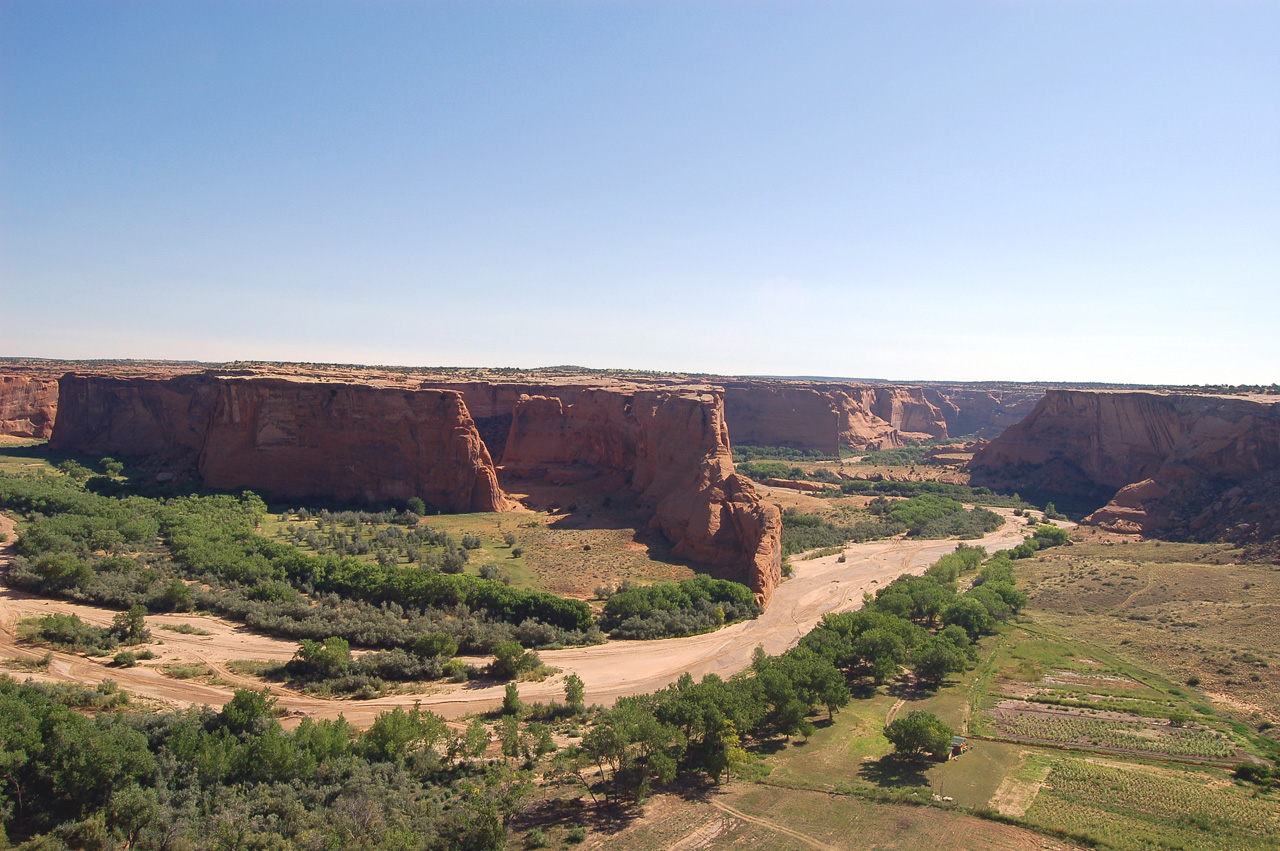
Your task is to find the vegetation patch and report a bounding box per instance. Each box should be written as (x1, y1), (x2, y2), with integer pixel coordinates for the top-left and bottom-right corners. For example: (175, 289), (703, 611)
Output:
(597, 575), (760, 639)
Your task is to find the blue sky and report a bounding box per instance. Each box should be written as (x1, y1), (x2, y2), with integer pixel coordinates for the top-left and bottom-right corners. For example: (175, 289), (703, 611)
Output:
(2, 1), (1277, 384)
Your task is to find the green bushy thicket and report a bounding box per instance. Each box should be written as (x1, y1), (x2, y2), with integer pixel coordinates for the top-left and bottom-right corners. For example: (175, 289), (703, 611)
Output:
(0, 678), (527, 849)
(0, 471), (594, 655)
(599, 575), (760, 639)
(779, 495), (1003, 556)
(732, 445), (837, 462)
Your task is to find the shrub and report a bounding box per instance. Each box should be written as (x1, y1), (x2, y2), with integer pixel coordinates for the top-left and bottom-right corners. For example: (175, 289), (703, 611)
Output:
(503, 681), (522, 715)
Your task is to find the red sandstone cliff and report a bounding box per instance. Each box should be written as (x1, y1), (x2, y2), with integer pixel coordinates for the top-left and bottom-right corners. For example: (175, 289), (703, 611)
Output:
(419, 378), (1036, 459)
(970, 390), (1280, 540)
(50, 374), (509, 512)
(50, 374), (222, 457)
(0, 375), (59, 438)
(200, 380), (509, 511)
(504, 388), (784, 605)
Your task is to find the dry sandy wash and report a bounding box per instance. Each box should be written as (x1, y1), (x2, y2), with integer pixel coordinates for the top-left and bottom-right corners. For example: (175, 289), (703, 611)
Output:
(0, 510), (1033, 726)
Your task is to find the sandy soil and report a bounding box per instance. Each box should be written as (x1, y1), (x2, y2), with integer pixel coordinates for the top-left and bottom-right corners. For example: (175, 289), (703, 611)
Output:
(0, 510), (1028, 726)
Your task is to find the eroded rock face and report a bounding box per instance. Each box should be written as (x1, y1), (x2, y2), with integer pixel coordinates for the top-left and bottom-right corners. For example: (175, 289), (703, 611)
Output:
(420, 382), (598, 462)
(720, 381), (950, 451)
(50, 374), (222, 458)
(200, 380), (509, 511)
(0, 375), (60, 438)
(923, 388), (1042, 439)
(51, 374), (509, 512)
(505, 388), (783, 605)
(970, 390), (1280, 540)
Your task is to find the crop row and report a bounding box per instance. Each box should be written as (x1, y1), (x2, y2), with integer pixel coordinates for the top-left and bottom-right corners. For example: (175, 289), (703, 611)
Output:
(1032, 759), (1280, 844)
(989, 710), (1233, 758)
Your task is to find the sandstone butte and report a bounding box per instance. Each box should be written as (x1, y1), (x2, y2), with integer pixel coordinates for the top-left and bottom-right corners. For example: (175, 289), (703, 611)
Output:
(43, 370), (785, 605)
(970, 389), (1280, 542)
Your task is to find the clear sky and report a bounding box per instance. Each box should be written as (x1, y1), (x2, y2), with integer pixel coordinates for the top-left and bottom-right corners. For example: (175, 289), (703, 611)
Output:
(2, 1), (1277, 384)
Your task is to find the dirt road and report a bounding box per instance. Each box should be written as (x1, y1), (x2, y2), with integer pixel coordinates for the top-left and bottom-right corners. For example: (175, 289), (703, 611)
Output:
(0, 509), (1030, 725)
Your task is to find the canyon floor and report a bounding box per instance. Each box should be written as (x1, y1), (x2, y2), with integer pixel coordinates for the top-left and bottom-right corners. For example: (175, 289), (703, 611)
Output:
(0, 510), (1029, 725)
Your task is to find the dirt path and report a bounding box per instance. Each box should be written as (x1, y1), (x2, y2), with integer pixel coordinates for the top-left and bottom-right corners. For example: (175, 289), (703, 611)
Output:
(0, 510), (1028, 725)
(708, 799), (837, 851)
(667, 815), (733, 851)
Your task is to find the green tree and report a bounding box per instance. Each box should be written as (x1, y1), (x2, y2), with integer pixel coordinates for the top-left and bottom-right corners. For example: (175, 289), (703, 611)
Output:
(854, 627), (908, 684)
(490, 641), (532, 680)
(563, 673), (585, 714)
(911, 637), (967, 688)
(502, 682), (522, 715)
(111, 604), (151, 645)
(294, 637), (351, 680)
(942, 596), (995, 639)
(218, 688), (277, 736)
(413, 632), (458, 660)
(884, 710), (953, 759)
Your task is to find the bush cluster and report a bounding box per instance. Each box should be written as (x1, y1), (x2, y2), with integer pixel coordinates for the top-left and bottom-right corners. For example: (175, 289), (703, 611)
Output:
(599, 575), (761, 639)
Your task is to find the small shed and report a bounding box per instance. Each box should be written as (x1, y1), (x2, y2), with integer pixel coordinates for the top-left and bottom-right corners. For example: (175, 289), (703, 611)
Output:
(949, 736), (969, 759)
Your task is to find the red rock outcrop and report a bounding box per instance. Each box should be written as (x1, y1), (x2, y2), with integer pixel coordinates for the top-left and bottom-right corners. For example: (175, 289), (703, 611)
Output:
(0, 375), (59, 438)
(199, 379), (509, 511)
(50, 373), (509, 512)
(970, 390), (1280, 540)
(50, 374), (222, 457)
(504, 388), (784, 605)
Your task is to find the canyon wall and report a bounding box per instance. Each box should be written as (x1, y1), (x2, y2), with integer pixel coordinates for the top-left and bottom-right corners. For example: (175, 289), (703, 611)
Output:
(199, 380), (509, 511)
(0, 375), (59, 438)
(503, 388), (784, 605)
(51, 374), (508, 512)
(720, 382), (950, 452)
(50, 374), (222, 457)
(970, 390), (1280, 540)
(923, 387), (1043, 439)
(422, 378), (1041, 459)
